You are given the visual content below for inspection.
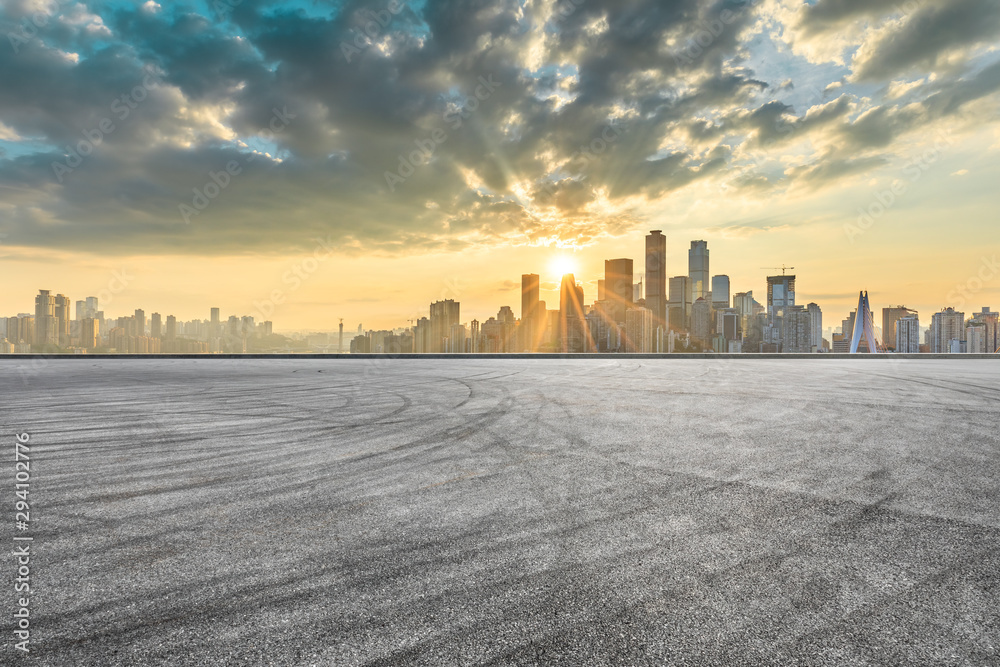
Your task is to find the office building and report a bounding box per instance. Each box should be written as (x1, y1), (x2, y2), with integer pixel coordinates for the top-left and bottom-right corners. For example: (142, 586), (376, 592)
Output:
(644, 231), (666, 327)
(882, 306), (917, 352)
(929, 308), (965, 353)
(668, 276), (690, 331)
(976, 307), (998, 353)
(604, 258), (634, 324)
(429, 299), (460, 353)
(710, 275), (729, 311)
(690, 298), (711, 342)
(807, 302), (822, 352)
(688, 240), (709, 304)
(521, 273), (540, 352)
(80, 318), (99, 349)
(624, 307), (654, 353)
(34, 289), (57, 347)
(559, 273), (587, 353)
(783, 305), (813, 353)
(896, 315), (920, 353)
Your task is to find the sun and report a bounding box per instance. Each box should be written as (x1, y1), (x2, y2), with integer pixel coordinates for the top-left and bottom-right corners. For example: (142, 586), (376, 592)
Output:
(549, 255), (578, 279)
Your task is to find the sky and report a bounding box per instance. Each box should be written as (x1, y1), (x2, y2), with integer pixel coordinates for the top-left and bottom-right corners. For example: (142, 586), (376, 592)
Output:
(1, 0), (999, 332)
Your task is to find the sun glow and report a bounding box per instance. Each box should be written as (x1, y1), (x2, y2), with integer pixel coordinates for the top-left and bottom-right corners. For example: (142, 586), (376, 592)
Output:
(549, 255), (579, 280)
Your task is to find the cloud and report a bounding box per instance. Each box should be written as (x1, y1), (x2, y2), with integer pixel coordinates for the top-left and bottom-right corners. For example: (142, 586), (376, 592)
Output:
(0, 0), (997, 258)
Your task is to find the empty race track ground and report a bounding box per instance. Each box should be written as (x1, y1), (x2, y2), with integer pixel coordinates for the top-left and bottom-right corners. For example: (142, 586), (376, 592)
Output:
(2, 358), (999, 665)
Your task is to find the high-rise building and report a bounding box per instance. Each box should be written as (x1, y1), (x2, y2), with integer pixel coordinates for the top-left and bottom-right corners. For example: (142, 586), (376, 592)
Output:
(624, 307), (654, 353)
(521, 274), (540, 352)
(54, 293), (71, 345)
(807, 303), (822, 352)
(210, 307), (221, 339)
(765, 274), (795, 348)
(134, 309), (146, 337)
(447, 323), (467, 353)
(717, 308), (741, 342)
(882, 306), (917, 352)
(34, 290), (57, 347)
(165, 315), (177, 340)
(667, 276), (690, 331)
(783, 305), (813, 353)
(150, 313), (162, 339)
(80, 318), (99, 349)
(413, 317), (432, 353)
(976, 307), (998, 353)
(896, 315), (920, 353)
(690, 298), (711, 342)
(967, 323), (986, 353)
(75, 300), (86, 321)
(559, 273), (586, 353)
(644, 231), (666, 327)
(710, 275), (729, 311)
(930, 307), (965, 353)
(429, 299), (460, 353)
(86, 296), (99, 317)
(688, 240), (709, 305)
(604, 258), (633, 324)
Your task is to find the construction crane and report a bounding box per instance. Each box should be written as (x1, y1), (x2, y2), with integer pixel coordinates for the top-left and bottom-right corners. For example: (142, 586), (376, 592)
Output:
(761, 265), (795, 275)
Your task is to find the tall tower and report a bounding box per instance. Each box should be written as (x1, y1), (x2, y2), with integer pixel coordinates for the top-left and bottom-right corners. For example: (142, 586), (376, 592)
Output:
(559, 274), (586, 353)
(521, 274), (540, 352)
(644, 231), (666, 327)
(34, 290), (57, 347)
(339, 318), (344, 353)
(604, 258), (633, 324)
(688, 240), (709, 304)
(429, 299), (460, 353)
(710, 275), (730, 310)
(668, 276), (690, 331)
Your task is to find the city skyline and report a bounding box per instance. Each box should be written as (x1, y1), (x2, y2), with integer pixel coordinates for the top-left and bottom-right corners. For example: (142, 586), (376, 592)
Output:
(1, 1), (999, 330)
(6, 228), (998, 354)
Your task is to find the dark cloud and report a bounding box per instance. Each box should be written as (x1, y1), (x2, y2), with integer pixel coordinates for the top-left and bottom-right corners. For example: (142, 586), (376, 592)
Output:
(0, 0), (997, 256)
(851, 0), (1000, 81)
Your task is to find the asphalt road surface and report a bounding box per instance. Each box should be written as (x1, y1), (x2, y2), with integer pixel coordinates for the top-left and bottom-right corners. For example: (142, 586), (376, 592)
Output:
(2, 357), (999, 666)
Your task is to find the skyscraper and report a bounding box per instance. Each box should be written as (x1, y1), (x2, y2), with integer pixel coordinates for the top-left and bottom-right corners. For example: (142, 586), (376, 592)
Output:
(429, 299), (460, 353)
(976, 307), (998, 353)
(930, 307), (964, 353)
(210, 307), (221, 339)
(690, 298), (711, 342)
(624, 307), (654, 353)
(783, 305), (813, 353)
(521, 273), (540, 352)
(644, 231), (666, 327)
(150, 313), (162, 339)
(559, 273), (586, 353)
(34, 290), (57, 347)
(807, 302), (823, 352)
(710, 275), (729, 311)
(688, 240), (709, 304)
(165, 315), (177, 340)
(134, 309), (146, 337)
(882, 306), (917, 352)
(604, 258), (633, 324)
(766, 274), (795, 349)
(668, 276), (690, 331)
(896, 315), (920, 353)
(80, 318), (99, 349)
(54, 293), (71, 345)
